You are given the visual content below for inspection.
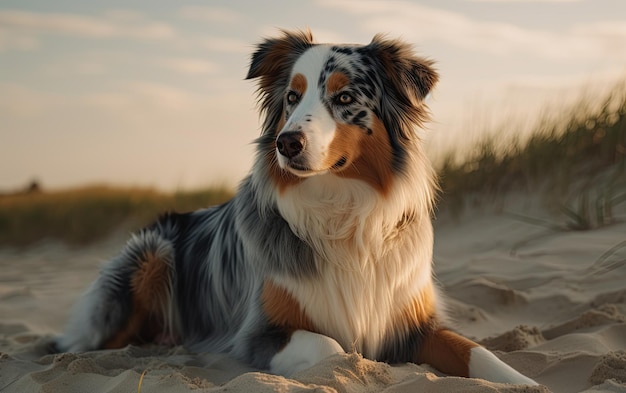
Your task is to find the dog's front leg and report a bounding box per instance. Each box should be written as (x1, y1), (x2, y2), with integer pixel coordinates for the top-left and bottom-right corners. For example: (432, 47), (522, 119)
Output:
(417, 328), (538, 385)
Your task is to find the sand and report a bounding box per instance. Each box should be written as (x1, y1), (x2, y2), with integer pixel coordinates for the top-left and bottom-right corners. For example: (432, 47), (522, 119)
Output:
(1, 192), (625, 393)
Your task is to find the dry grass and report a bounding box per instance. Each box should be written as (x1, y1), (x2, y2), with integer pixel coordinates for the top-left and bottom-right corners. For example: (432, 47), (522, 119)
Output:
(437, 78), (626, 223)
(0, 185), (232, 246)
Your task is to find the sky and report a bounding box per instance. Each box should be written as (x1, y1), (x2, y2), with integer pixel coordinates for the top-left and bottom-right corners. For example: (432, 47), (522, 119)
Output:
(1, 0), (625, 191)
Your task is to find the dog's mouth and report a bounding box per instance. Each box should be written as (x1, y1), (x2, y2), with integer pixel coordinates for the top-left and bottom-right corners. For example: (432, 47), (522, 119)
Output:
(287, 162), (311, 172)
(282, 155), (349, 177)
(276, 142), (350, 177)
(284, 156), (348, 177)
(279, 157), (322, 177)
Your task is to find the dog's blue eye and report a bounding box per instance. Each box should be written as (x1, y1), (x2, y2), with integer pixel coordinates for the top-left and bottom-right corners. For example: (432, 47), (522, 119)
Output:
(286, 91), (300, 105)
(335, 92), (354, 105)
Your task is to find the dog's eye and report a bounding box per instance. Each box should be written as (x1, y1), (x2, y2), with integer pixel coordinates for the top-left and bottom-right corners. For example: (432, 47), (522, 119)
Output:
(286, 91), (300, 105)
(335, 92), (354, 105)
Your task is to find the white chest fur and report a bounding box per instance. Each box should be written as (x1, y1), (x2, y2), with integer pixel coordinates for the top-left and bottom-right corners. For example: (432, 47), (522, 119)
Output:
(275, 174), (435, 358)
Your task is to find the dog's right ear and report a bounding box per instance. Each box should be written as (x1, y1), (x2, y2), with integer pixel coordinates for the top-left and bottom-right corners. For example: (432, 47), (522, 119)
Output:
(246, 29), (315, 81)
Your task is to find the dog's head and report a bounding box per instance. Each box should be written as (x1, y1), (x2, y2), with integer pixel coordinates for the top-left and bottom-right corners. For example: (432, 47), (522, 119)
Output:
(247, 30), (438, 193)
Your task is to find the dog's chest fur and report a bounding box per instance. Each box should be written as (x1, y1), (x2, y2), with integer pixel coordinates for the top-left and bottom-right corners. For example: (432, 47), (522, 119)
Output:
(273, 175), (434, 358)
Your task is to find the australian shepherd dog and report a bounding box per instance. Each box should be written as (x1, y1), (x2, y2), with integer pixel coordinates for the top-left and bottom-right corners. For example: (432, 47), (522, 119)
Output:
(56, 30), (537, 385)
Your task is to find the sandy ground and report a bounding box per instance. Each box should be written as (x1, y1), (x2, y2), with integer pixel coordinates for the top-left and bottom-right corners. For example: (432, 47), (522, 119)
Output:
(1, 193), (625, 393)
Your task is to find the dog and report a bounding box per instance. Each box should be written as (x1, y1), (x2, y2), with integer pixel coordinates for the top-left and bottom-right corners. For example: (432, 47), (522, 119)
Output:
(55, 30), (537, 385)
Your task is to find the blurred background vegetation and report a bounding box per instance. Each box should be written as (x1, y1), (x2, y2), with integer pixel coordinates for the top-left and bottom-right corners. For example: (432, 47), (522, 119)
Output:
(1, 79), (625, 247)
(438, 79), (626, 227)
(0, 185), (232, 246)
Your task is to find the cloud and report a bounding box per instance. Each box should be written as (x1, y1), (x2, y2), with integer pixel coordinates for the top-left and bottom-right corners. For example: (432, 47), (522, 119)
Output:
(573, 21), (626, 44)
(0, 9), (252, 57)
(158, 57), (220, 75)
(125, 82), (206, 110)
(178, 6), (245, 24)
(0, 81), (258, 190)
(0, 9), (176, 41)
(196, 36), (250, 54)
(0, 27), (38, 53)
(0, 83), (59, 116)
(32, 49), (242, 82)
(0, 8), (250, 69)
(74, 62), (108, 75)
(316, 0), (626, 61)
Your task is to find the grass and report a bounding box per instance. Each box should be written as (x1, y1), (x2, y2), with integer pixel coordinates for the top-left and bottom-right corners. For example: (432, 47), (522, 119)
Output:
(437, 78), (626, 223)
(0, 185), (232, 247)
(137, 369), (148, 393)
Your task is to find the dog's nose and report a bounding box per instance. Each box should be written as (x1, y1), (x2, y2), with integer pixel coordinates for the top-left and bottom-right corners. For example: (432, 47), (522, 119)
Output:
(276, 131), (306, 158)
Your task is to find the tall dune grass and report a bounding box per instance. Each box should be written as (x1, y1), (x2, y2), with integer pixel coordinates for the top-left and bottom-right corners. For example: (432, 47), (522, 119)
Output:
(437, 78), (626, 221)
(0, 185), (232, 246)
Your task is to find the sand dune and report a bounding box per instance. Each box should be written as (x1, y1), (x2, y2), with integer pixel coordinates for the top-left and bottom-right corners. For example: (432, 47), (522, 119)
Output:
(1, 194), (625, 392)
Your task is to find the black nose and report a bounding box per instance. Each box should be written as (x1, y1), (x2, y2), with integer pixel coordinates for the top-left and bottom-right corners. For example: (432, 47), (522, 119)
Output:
(276, 131), (306, 158)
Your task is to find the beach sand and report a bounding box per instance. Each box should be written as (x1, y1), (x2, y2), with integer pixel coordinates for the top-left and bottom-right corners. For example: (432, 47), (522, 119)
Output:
(1, 192), (625, 392)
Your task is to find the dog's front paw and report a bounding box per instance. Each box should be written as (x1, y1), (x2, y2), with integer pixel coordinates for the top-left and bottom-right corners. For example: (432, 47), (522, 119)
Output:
(270, 330), (345, 376)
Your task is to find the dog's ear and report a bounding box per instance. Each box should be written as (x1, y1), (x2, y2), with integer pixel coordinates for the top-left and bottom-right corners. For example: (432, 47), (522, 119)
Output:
(246, 29), (315, 135)
(246, 29), (315, 81)
(368, 34), (439, 103)
(366, 35), (439, 141)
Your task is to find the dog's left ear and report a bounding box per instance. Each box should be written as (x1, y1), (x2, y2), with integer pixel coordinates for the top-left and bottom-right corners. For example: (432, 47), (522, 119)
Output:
(366, 35), (439, 139)
(368, 34), (439, 103)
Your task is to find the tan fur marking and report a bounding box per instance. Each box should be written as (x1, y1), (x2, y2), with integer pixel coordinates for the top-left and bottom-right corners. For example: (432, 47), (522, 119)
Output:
(395, 282), (436, 329)
(290, 73), (307, 94)
(326, 72), (349, 96)
(329, 116), (394, 195)
(103, 252), (172, 349)
(131, 252), (172, 311)
(418, 329), (479, 377)
(261, 280), (316, 333)
(324, 123), (362, 170)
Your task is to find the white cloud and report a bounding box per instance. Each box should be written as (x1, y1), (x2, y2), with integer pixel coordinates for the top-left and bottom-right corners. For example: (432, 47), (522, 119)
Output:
(0, 79), (237, 120)
(0, 9), (252, 56)
(0, 9), (176, 41)
(573, 21), (626, 45)
(178, 6), (245, 24)
(316, 0), (626, 61)
(196, 36), (250, 54)
(0, 83), (59, 116)
(158, 57), (220, 75)
(126, 82), (204, 110)
(73, 61), (108, 75)
(0, 81), (258, 190)
(0, 27), (38, 52)
(34, 49), (238, 80)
